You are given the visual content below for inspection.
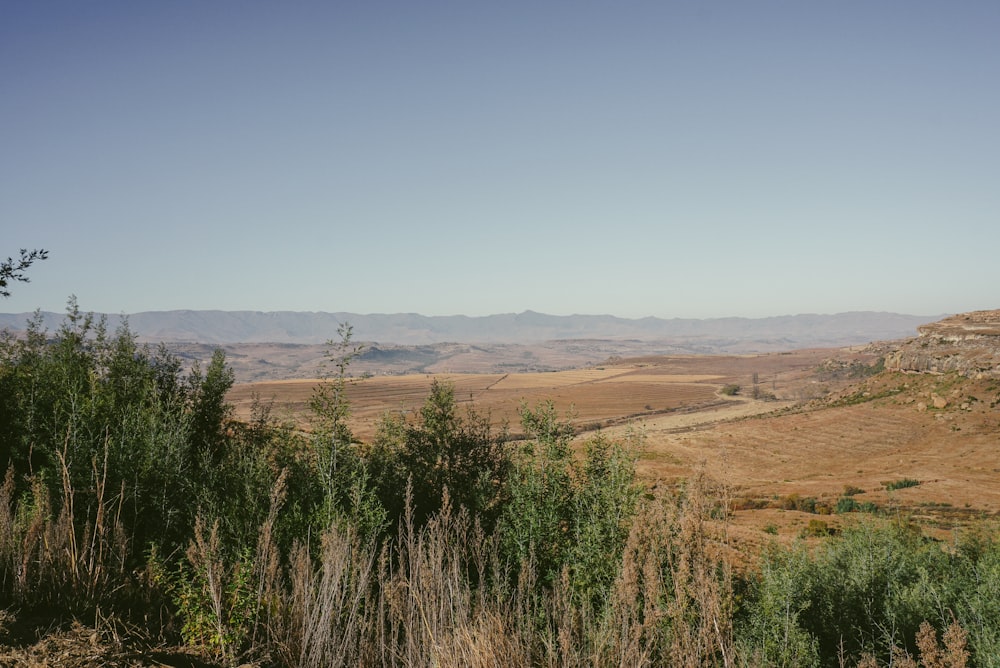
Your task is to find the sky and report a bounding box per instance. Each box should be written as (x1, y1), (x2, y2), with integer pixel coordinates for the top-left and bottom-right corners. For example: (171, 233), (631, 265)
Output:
(2, 1), (998, 320)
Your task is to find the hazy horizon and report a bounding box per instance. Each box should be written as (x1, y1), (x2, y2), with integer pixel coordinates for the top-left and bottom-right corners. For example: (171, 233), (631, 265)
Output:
(4, 2), (998, 319)
(0, 304), (947, 321)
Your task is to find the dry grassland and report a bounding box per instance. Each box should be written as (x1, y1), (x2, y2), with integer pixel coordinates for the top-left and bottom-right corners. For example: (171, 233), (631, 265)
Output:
(229, 365), (725, 441)
(612, 371), (1000, 546)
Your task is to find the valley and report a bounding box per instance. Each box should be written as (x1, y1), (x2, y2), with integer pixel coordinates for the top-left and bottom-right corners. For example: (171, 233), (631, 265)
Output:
(229, 332), (1000, 544)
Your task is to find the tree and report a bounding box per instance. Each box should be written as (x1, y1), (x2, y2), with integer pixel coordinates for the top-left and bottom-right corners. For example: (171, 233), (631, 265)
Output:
(0, 248), (48, 297)
(370, 379), (511, 530)
(188, 348), (235, 468)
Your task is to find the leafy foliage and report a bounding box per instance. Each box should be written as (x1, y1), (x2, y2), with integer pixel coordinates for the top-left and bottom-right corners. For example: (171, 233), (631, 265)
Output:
(499, 401), (642, 606)
(0, 248), (48, 298)
(369, 378), (510, 532)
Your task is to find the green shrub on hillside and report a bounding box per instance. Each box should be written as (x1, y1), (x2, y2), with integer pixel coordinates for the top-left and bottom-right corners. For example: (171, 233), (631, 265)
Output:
(884, 478), (921, 491)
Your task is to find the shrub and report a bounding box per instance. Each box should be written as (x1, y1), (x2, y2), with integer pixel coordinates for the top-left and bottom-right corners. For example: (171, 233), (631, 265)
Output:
(803, 519), (834, 537)
(884, 478), (921, 491)
(837, 497), (860, 514)
(498, 401), (642, 606)
(779, 494), (819, 513)
(369, 379), (511, 532)
(732, 497), (770, 511)
(737, 544), (820, 666)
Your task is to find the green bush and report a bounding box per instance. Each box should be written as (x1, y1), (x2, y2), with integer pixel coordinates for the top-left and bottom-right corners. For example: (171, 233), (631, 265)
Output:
(779, 494), (819, 513)
(884, 478), (921, 491)
(836, 497), (859, 513)
(803, 519), (833, 537)
(737, 544), (820, 666)
(369, 378), (511, 533)
(498, 401), (641, 606)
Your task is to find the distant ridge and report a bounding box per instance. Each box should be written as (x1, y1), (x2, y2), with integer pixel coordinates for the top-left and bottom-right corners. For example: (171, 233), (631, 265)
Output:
(0, 309), (942, 348)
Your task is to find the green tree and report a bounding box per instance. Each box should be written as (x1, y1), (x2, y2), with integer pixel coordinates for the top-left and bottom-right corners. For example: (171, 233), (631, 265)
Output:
(498, 401), (576, 584)
(188, 348), (235, 469)
(498, 401), (642, 606)
(370, 379), (511, 530)
(736, 544), (820, 667)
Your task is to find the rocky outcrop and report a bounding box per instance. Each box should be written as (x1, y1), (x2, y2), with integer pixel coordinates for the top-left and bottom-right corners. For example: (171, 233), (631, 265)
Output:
(884, 310), (1000, 378)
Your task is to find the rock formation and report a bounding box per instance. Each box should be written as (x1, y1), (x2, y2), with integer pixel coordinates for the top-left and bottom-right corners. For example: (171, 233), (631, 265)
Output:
(883, 309), (1000, 378)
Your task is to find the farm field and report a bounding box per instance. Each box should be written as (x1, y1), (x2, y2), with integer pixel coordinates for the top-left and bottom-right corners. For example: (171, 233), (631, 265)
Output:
(227, 347), (842, 441)
(230, 367), (725, 441)
(230, 345), (1000, 543)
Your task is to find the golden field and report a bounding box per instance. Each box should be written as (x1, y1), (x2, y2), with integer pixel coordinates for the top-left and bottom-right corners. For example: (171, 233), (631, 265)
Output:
(227, 348), (837, 441)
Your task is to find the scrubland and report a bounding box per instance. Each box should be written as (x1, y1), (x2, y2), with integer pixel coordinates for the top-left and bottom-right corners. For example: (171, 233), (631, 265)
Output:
(1, 309), (998, 666)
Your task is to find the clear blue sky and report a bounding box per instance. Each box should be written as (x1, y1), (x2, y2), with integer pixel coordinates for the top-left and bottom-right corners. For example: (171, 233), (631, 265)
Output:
(3, 1), (997, 319)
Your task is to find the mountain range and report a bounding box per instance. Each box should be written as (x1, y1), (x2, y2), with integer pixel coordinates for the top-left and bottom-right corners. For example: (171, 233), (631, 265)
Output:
(0, 309), (942, 347)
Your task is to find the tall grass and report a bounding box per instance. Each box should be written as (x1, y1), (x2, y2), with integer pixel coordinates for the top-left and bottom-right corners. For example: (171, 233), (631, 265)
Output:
(160, 474), (736, 666)
(0, 444), (131, 616)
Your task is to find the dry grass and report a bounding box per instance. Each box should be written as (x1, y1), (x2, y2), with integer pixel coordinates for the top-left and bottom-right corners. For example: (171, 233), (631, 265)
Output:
(620, 372), (1000, 539)
(855, 619), (970, 668)
(0, 443), (130, 615)
(167, 473), (736, 668)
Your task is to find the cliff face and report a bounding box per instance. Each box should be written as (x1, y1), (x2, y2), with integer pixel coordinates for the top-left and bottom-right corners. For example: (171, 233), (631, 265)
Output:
(884, 310), (1000, 378)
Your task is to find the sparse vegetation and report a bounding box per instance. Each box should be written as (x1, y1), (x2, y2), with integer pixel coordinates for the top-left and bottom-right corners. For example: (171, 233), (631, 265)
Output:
(721, 383), (741, 396)
(885, 478), (922, 491)
(803, 518), (834, 537)
(817, 357), (886, 381)
(837, 496), (861, 513)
